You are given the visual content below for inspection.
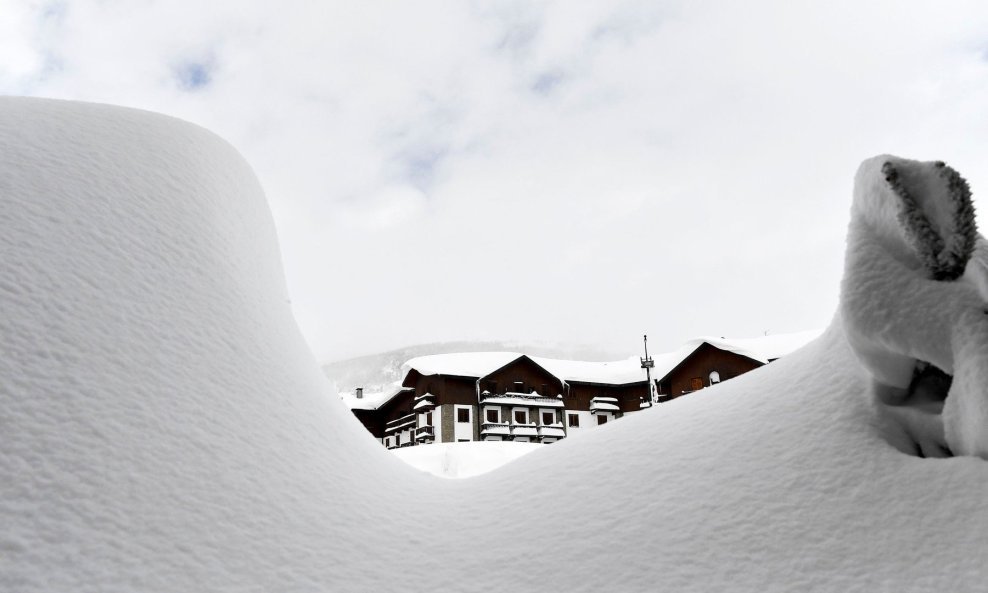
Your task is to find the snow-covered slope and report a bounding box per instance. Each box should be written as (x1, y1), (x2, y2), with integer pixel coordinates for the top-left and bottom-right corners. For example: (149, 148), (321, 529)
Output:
(393, 441), (543, 478)
(2, 98), (986, 592)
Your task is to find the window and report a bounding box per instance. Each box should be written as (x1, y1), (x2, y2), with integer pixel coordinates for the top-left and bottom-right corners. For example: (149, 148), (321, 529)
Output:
(486, 408), (499, 423)
(709, 371), (721, 384)
(541, 411), (554, 425)
(568, 413), (579, 427)
(457, 408), (470, 423)
(425, 411), (433, 425)
(597, 415), (607, 425)
(514, 409), (528, 424)
(540, 384), (549, 396)
(458, 439), (469, 442)
(690, 377), (704, 391)
(514, 381), (524, 393)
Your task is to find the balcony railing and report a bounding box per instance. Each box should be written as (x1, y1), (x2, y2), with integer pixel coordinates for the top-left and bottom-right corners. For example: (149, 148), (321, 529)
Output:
(538, 425), (566, 439)
(479, 391), (565, 408)
(415, 425), (434, 439)
(512, 424), (538, 437)
(385, 413), (416, 434)
(589, 397), (620, 414)
(481, 423), (511, 436)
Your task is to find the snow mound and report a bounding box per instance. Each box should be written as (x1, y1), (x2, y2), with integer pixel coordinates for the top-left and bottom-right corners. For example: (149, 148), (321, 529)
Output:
(841, 155), (988, 458)
(2, 99), (986, 592)
(392, 441), (543, 478)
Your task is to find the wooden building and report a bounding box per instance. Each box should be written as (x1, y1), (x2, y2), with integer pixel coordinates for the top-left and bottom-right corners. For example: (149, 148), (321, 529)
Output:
(342, 331), (819, 448)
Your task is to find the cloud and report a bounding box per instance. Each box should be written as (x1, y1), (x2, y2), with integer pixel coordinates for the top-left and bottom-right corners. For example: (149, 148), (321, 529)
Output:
(5, 0), (988, 361)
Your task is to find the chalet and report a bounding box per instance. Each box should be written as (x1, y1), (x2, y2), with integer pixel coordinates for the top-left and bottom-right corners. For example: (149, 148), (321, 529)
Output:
(342, 331), (819, 448)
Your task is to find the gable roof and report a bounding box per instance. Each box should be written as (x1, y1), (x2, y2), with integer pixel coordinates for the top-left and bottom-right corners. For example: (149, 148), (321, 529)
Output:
(403, 352), (524, 379)
(344, 331), (822, 410)
(649, 330), (823, 383)
(685, 330), (823, 364)
(404, 352), (650, 386)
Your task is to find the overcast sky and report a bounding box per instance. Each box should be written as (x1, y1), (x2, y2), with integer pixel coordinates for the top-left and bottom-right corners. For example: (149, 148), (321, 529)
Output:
(5, 1), (988, 362)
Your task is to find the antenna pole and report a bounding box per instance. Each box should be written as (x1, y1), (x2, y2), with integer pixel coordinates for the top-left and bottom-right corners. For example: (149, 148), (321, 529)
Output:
(640, 334), (655, 408)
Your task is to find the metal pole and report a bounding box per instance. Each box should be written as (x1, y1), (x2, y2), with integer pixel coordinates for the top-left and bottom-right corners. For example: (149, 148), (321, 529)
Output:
(641, 334), (655, 408)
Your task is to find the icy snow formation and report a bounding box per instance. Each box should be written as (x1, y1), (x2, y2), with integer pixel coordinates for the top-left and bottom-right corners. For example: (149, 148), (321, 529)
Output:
(2, 99), (987, 592)
(841, 155), (988, 458)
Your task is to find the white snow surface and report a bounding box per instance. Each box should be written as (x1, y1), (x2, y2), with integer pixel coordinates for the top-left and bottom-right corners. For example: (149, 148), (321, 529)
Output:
(340, 382), (405, 410)
(392, 441), (543, 478)
(2, 98), (987, 592)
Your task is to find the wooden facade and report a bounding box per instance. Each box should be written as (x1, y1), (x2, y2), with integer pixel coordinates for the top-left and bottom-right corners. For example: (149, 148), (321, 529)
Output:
(656, 343), (762, 402)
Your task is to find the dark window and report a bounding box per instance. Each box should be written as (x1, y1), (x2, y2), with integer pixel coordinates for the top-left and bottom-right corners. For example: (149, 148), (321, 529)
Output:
(568, 413), (579, 427)
(425, 411), (433, 425)
(457, 408), (470, 423)
(514, 409), (527, 424)
(514, 381), (524, 393)
(541, 384), (549, 396)
(458, 438), (469, 442)
(486, 408), (499, 423)
(597, 415), (607, 425)
(690, 377), (704, 391)
(541, 411), (554, 425)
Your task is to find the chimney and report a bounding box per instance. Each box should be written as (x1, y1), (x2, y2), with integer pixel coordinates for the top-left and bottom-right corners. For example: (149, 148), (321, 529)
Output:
(355, 387), (364, 399)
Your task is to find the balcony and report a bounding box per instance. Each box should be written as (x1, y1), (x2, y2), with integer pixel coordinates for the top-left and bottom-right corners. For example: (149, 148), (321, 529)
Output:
(481, 423), (511, 437)
(415, 425), (434, 440)
(479, 391), (565, 408)
(384, 413), (416, 435)
(538, 425), (566, 439)
(589, 397), (620, 414)
(512, 424), (538, 438)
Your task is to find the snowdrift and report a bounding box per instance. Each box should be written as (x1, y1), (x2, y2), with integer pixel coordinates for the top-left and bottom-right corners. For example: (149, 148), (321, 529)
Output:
(2, 98), (986, 592)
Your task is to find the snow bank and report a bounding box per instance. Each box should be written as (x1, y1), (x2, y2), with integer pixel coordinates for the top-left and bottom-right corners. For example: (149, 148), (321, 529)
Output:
(2, 99), (986, 592)
(392, 441), (543, 478)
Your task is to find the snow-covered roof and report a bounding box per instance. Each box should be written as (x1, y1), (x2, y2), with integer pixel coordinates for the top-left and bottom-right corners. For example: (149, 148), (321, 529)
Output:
(533, 355), (648, 385)
(403, 352), (524, 379)
(684, 330), (823, 365)
(340, 383), (409, 411)
(404, 351), (651, 385)
(399, 331), (821, 390)
(638, 330), (823, 383)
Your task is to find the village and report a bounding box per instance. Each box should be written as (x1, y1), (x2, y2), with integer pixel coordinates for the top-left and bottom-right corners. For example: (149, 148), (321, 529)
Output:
(342, 331), (818, 449)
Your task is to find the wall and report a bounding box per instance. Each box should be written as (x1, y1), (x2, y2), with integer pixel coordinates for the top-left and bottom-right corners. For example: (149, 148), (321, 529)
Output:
(483, 356), (563, 396)
(661, 343), (763, 400)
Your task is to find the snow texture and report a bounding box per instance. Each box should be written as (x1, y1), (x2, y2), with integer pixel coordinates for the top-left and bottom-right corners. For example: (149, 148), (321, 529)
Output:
(392, 441), (543, 478)
(2, 99), (987, 592)
(841, 155), (988, 458)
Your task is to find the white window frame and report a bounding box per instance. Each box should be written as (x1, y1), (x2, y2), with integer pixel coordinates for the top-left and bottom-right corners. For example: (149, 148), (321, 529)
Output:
(484, 406), (501, 424)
